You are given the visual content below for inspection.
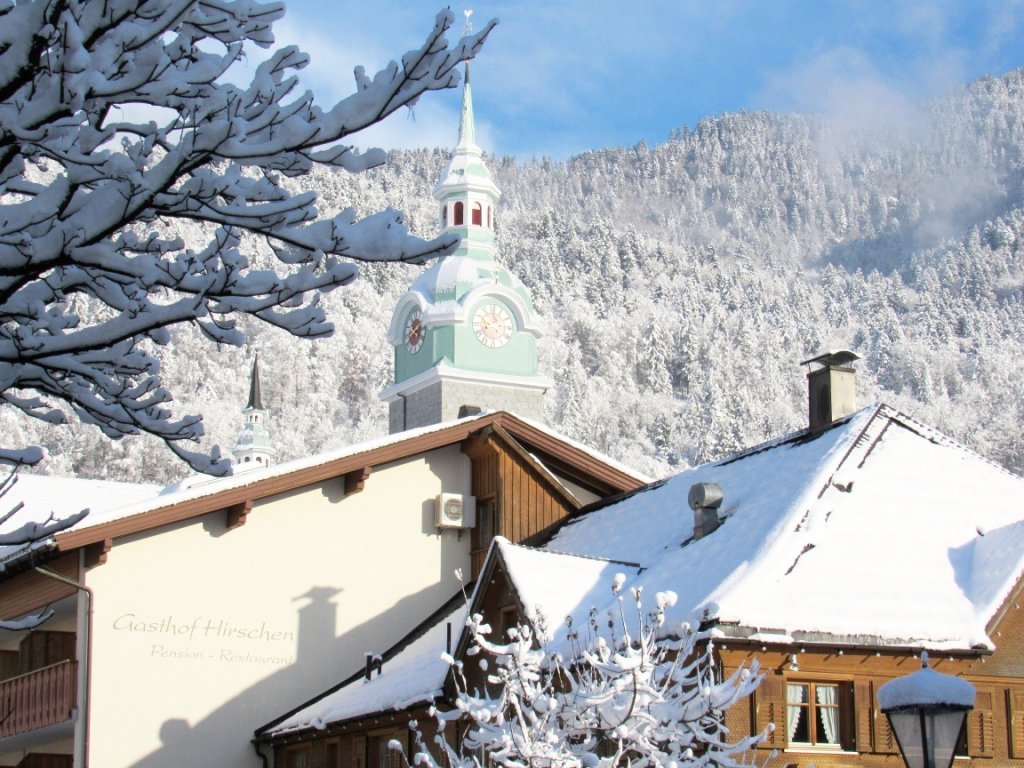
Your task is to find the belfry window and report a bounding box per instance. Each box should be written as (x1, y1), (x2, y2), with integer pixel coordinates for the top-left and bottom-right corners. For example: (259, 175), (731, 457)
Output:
(487, 206), (493, 229)
(453, 201), (464, 226)
(472, 202), (483, 226)
(441, 206), (447, 227)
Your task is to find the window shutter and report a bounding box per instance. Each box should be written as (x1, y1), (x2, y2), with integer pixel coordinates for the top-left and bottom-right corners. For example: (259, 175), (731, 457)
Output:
(1009, 689), (1024, 759)
(854, 679), (873, 752)
(753, 673), (783, 749)
(871, 681), (899, 754)
(968, 689), (995, 758)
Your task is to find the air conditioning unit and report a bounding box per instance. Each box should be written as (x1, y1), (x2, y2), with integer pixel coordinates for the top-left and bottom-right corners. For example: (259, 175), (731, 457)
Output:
(435, 493), (476, 529)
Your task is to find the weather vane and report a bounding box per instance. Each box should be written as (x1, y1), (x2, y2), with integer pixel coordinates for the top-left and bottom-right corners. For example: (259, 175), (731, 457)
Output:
(464, 8), (473, 35)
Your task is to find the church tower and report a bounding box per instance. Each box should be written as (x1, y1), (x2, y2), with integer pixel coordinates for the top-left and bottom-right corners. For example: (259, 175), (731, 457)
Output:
(380, 62), (550, 434)
(232, 356), (275, 468)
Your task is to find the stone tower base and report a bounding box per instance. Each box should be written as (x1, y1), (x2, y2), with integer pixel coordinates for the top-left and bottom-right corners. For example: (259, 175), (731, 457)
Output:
(386, 377), (547, 434)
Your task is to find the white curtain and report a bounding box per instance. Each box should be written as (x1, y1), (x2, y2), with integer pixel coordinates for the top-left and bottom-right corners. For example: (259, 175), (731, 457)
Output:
(817, 685), (839, 744)
(786, 684), (803, 742)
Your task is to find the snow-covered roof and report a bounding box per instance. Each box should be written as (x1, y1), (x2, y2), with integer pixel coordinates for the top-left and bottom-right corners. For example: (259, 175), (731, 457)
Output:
(0, 473), (161, 569)
(266, 600), (467, 737)
(508, 404), (1024, 653)
(0, 411), (648, 572)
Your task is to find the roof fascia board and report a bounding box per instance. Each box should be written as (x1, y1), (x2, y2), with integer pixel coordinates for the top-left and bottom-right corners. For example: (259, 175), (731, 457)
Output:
(493, 413), (646, 492)
(713, 631), (990, 658)
(54, 417), (499, 552)
(53, 413), (644, 555)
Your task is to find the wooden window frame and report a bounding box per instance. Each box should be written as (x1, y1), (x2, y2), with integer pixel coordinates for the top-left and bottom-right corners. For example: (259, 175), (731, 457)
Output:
(471, 496), (498, 552)
(785, 679), (855, 751)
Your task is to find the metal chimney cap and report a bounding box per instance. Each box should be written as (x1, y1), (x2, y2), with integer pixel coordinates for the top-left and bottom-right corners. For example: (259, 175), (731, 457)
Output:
(801, 350), (860, 370)
(688, 482), (724, 511)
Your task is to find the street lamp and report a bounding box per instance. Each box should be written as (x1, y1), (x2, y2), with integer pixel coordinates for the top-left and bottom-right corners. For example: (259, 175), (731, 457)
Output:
(878, 652), (975, 768)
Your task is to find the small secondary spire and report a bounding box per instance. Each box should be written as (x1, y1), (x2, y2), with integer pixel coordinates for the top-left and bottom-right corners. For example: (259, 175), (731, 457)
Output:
(233, 353), (275, 468)
(247, 355), (264, 410)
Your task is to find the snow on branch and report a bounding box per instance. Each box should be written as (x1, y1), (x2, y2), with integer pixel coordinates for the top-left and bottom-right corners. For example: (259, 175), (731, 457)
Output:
(399, 576), (770, 768)
(0, 2), (494, 474)
(0, 467), (88, 548)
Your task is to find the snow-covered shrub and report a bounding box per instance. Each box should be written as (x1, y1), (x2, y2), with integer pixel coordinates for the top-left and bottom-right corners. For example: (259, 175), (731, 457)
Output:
(396, 576), (769, 768)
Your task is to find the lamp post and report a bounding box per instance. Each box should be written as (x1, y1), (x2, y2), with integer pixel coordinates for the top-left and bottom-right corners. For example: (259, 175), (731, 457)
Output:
(878, 652), (975, 768)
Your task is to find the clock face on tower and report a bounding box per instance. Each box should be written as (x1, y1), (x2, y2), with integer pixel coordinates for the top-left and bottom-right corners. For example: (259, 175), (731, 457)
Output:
(473, 303), (514, 348)
(404, 310), (425, 354)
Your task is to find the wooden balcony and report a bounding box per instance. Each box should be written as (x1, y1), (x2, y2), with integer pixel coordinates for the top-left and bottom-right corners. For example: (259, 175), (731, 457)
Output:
(0, 660), (77, 738)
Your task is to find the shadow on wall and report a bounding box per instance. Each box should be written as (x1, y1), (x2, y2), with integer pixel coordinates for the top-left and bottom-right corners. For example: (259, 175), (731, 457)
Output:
(128, 577), (462, 768)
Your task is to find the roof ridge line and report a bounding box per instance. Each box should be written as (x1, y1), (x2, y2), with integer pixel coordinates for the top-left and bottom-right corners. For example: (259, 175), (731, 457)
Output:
(878, 404), (1021, 479)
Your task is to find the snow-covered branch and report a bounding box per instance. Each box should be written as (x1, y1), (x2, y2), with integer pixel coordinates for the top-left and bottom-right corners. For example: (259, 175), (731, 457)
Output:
(403, 577), (769, 768)
(0, 1), (494, 473)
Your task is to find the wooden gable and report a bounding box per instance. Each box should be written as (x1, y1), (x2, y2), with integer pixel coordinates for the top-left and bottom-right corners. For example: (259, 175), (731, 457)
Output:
(463, 425), (584, 577)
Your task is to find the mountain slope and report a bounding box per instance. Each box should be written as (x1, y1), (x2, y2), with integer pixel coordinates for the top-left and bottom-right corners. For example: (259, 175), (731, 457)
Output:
(11, 68), (1024, 481)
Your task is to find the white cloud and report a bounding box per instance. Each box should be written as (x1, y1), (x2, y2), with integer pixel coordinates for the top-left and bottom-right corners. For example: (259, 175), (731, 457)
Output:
(757, 47), (917, 130)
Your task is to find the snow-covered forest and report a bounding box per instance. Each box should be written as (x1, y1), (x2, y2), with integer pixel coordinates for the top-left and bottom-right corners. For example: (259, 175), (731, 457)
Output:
(12, 67), (1024, 482)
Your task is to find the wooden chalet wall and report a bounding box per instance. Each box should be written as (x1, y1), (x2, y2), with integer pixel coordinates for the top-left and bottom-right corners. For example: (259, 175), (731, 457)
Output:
(463, 429), (579, 577)
(718, 620), (1024, 768)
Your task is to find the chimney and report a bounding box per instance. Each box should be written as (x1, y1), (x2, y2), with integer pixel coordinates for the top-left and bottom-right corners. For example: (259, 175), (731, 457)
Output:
(802, 350), (859, 431)
(688, 482), (724, 540)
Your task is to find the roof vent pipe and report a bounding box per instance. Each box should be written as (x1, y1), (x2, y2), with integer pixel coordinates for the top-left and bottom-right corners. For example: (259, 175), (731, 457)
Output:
(688, 482), (724, 540)
(364, 653), (382, 681)
(801, 350), (860, 431)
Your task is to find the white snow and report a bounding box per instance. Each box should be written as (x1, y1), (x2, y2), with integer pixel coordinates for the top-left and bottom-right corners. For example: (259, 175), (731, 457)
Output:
(495, 537), (644, 649)
(877, 656), (976, 710)
(524, 404), (1024, 651)
(49, 410), (644, 540)
(0, 472), (161, 567)
(270, 602), (467, 735)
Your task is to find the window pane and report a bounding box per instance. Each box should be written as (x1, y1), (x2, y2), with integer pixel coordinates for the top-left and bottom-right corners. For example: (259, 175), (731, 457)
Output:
(787, 684), (810, 742)
(789, 704), (810, 743)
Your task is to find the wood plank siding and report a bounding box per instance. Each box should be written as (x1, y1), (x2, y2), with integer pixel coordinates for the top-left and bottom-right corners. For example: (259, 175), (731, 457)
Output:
(719, 643), (1016, 767)
(465, 431), (578, 578)
(0, 553), (78, 622)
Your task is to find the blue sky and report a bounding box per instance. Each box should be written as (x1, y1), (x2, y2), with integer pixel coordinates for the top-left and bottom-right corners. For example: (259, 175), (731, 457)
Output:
(273, 1), (1024, 159)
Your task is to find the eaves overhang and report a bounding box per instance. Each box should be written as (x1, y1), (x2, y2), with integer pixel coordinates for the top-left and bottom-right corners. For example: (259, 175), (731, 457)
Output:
(704, 623), (994, 658)
(6, 413), (644, 567)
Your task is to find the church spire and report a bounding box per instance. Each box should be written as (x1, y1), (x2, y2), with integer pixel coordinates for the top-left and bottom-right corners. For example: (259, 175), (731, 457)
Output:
(232, 354), (275, 469)
(458, 63), (476, 148)
(246, 355), (264, 410)
(379, 39), (551, 434)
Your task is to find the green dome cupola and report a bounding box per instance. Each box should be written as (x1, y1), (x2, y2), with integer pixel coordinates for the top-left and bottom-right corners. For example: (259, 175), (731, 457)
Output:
(381, 63), (550, 433)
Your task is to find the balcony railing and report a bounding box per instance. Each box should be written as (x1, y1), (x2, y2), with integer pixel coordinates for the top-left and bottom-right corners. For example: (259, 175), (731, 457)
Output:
(0, 660), (77, 738)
